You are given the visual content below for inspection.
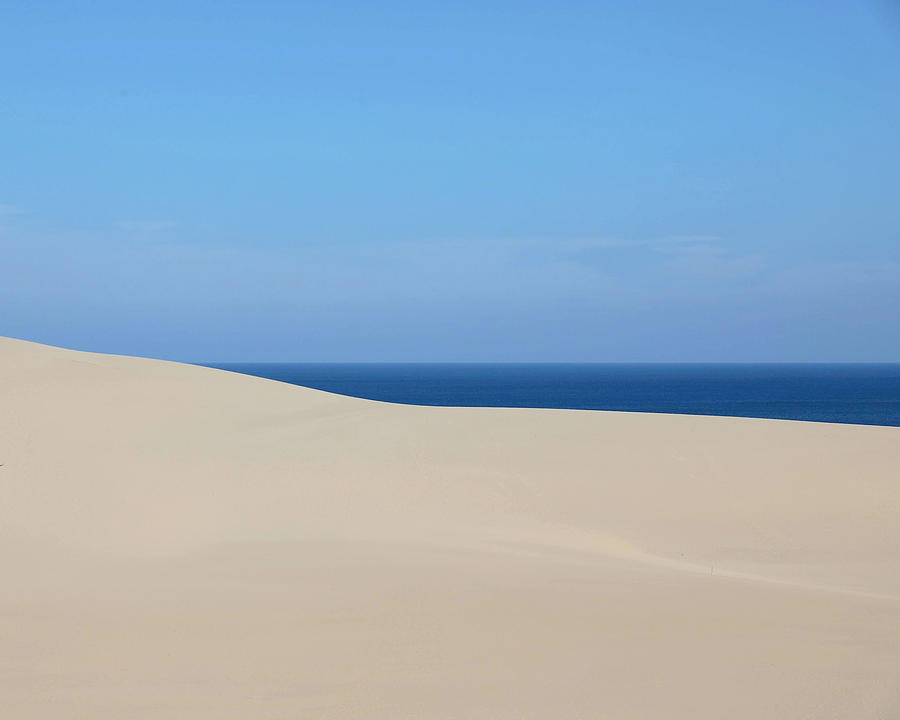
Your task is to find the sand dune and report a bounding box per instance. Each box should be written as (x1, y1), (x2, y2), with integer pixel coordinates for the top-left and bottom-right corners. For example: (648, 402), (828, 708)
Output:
(2, 336), (899, 718)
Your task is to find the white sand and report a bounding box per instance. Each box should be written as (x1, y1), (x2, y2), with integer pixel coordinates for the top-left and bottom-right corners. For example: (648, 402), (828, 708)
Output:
(2, 336), (899, 718)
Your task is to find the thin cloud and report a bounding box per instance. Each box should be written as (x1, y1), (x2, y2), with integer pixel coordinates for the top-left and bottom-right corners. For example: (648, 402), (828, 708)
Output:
(562, 235), (722, 252)
(118, 220), (176, 233)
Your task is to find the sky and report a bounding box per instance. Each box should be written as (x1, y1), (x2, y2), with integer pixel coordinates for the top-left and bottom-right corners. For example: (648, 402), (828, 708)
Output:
(2, 0), (899, 361)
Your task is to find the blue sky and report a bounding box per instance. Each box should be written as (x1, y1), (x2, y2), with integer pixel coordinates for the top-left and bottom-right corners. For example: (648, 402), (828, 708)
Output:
(2, 1), (899, 361)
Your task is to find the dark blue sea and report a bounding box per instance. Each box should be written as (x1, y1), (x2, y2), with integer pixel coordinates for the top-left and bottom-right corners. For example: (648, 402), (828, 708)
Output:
(203, 364), (900, 427)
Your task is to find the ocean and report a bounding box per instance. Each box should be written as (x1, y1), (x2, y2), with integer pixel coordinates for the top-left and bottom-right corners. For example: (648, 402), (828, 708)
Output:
(203, 363), (900, 427)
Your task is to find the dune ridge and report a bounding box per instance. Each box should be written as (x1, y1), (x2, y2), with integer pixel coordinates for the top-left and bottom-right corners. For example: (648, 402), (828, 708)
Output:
(2, 336), (899, 718)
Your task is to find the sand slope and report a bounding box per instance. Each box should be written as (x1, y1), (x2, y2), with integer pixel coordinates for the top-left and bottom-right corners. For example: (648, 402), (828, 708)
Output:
(2, 337), (899, 718)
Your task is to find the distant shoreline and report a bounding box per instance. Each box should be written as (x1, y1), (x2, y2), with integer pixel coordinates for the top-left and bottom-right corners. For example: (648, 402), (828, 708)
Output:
(204, 362), (900, 427)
